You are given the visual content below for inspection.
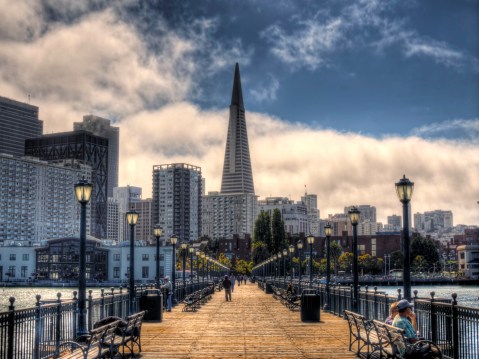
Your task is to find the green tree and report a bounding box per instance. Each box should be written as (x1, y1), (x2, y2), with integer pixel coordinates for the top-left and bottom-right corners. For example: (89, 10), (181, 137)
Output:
(411, 235), (440, 266)
(329, 241), (343, 274)
(252, 241), (269, 264)
(412, 255), (428, 272)
(339, 252), (353, 272)
(218, 253), (232, 268)
(236, 259), (253, 276)
(253, 210), (272, 253)
(390, 251), (403, 269)
(271, 208), (287, 254)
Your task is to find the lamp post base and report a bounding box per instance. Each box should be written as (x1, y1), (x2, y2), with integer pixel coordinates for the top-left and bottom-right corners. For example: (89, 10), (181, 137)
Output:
(323, 303), (330, 311)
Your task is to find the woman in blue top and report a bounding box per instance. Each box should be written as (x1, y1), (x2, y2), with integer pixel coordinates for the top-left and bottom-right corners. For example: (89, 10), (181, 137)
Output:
(392, 299), (418, 343)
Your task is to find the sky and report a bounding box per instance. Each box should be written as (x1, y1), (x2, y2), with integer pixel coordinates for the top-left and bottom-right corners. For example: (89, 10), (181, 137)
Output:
(0, 0), (478, 226)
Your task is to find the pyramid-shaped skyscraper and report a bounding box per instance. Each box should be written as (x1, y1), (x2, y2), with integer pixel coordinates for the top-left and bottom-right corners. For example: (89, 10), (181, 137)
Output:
(221, 63), (255, 194)
(202, 64), (258, 243)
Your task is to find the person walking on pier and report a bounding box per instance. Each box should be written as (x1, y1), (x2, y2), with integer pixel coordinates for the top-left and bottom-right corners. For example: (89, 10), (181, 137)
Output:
(230, 274), (236, 292)
(223, 275), (232, 301)
(162, 276), (173, 311)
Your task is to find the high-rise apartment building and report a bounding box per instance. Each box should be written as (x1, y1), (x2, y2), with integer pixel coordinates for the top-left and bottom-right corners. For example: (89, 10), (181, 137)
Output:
(202, 63), (258, 241)
(387, 215), (402, 231)
(74, 115), (119, 197)
(152, 163), (202, 242)
(258, 197), (308, 235)
(0, 154), (91, 242)
(414, 210), (453, 232)
(131, 198), (153, 244)
(344, 205), (377, 223)
(301, 193), (320, 236)
(0, 96), (43, 156)
(112, 186), (142, 242)
(107, 198), (119, 243)
(25, 130), (109, 239)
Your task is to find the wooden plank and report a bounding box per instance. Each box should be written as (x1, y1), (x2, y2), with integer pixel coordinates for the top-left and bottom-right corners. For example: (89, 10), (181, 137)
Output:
(140, 283), (357, 358)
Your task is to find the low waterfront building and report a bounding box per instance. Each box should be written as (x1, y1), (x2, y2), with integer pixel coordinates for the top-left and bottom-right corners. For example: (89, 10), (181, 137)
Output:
(457, 244), (479, 279)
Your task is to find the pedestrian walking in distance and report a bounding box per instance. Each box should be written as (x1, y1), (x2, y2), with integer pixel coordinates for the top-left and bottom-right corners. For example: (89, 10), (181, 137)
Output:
(223, 275), (232, 301)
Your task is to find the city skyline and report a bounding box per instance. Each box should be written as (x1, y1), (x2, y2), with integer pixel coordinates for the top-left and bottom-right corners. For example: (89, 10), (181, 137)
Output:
(0, 1), (478, 225)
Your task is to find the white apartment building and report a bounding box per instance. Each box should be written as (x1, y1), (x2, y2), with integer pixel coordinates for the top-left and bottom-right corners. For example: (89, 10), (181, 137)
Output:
(202, 192), (257, 240)
(0, 154), (92, 243)
(301, 194), (320, 236)
(457, 244), (479, 279)
(258, 197), (308, 235)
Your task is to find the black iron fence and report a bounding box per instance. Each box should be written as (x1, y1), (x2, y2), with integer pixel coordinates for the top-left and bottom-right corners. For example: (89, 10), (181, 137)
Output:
(0, 281), (212, 359)
(260, 277), (479, 359)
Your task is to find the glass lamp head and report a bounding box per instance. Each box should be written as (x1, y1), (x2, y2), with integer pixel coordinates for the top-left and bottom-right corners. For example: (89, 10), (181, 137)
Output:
(170, 235), (178, 245)
(324, 223), (332, 237)
(126, 210), (139, 225)
(74, 179), (92, 204)
(297, 240), (303, 250)
(348, 207), (360, 225)
(283, 248), (288, 256)
(289, 244), (294, 253)
(395, 175), (414, 203)
(307, 235), (315, 245)
(153, 225), (163, 237)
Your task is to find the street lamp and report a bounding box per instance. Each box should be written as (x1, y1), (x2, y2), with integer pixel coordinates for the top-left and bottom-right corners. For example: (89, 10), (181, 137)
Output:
(282, 248), (288, 286)
(181, 242), (188, 283)
(189, 247), (194, 283)
(324, 222), (332, 310)
(273, 254), (278, 279)
(348, 206), (360, 312)
(307, 235), (315, 288)
(170, 235), (178, 305)
(153, 225), (163, 288)
(288, 245), (294, 282)
(297, 240), (303, 293)
(396, 174), (414, 300)
(277, 252), (282, 282)
(196, 250), (201, 285)
(74, 178), (92, 335)
(126, 209), (139, 314)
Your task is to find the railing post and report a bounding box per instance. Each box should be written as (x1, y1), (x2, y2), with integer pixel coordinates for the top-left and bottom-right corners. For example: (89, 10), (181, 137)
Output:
(349, 284), (354, 312)
(7, 297), (15, 359)
(119, 286), (123, 318)
(100, 288), (105, 319)
(364, 285), (369, 318)
(357, 285), (362, 314)
(110, 287), (115, 317)
(88, 290), (93, 331)
(34, 295), (42, 359)
(430, 291), (437, 343)
(55, 293), (62, 358)
(451, 293), (459, 359)
(397, 288), (402, 301)
(72, 291), (78, 339)
(373, 287), (378, 320)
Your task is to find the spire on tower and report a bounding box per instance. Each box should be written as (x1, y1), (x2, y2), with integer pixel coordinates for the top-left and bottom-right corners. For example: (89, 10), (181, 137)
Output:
(230, 63), (244, 109)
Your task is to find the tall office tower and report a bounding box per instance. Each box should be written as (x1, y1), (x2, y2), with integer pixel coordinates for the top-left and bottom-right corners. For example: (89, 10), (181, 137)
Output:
(152, 163), (202, 242)
(344, 205), (377, 223)
(414, 212), (425, 231)
(0, 96), (43, 156)
(301, 193), (320, 236)
(25, 130), (109, 239)
(130, 198), (152, 243)
(202, 63), (258, 240)
(423, 210), (454, 231)
(0, 154), (91, 242)
(112, 186), (142, 242)
(107, 198), (119, 243)
(258, 197), (308, 235)
(220, 63), (255, 194)
(74, 115), (119, 197)
(387, 215), (402, 230)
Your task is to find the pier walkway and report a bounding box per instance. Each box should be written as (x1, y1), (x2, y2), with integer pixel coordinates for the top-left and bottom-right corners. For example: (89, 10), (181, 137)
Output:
(140, 282), (357, 358)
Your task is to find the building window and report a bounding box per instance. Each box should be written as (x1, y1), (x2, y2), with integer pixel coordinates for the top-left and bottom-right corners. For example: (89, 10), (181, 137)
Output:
(460, 253), (465, 259)
(142, 254), (149, 261)
(113, 267), (120, 278)
(7, 266), (15, 278)
(22, 254), (29, 261)
(142, 267), (149, 278)
(21, 266), (28, 278)
(9, 254), (16, 261)
(113, 254), (120, 261)
(371, 238), (376, 257)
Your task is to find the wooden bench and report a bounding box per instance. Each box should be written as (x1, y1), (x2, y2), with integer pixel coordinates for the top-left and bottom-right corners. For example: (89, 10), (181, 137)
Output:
(271, 286), (300, 312)
(113, 310), (147, 358)
(183, 286), (213, 312)
(370, 320), (442, 359)
(53, 320), (120, 359)
(344, 310), (379, 358)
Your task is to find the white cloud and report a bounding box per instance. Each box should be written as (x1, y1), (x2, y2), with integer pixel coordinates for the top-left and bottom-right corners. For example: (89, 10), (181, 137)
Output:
(250, 74), (280, 102)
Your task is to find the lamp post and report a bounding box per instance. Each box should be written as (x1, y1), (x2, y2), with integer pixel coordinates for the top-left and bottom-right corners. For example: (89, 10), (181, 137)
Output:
(201, 253), (206, 286)
(196, 250), (201, 285)
(288, 245), (294, 283)
(277, 253), (282, 282)
(74, 178), (92, 335)
(307, 235), (315, 288)
(126, 209), (139, 314)
(189, 247), (194, 283)
(153, 225), (163, 289)
(324, 222), (332, 310)
(170, 235), (178, 305)
(273, 255), (278, 280)
(395, 175), (414, 300)
(297, 240), (303, 293)
(181, 242), (187, 283)
(348, 206), (360, 312)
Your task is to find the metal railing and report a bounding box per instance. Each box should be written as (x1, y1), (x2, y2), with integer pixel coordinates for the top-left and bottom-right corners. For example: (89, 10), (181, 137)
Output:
(259, 277), (479, 359)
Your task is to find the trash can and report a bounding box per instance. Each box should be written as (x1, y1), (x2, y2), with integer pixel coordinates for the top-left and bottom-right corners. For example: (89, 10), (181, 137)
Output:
(139, 289), (163, 321)
(300, 289), (321, 322)
(265, 281), (273, 294)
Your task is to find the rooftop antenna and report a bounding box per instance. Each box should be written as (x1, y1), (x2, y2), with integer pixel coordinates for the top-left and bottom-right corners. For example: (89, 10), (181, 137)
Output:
(28, 94), (31, 104)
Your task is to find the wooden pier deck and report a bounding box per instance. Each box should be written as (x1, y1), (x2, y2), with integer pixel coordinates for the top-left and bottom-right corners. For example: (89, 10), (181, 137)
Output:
(140, 282), (357, 358)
